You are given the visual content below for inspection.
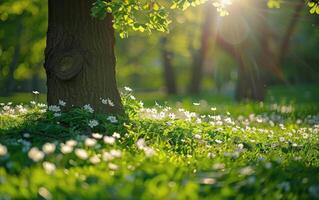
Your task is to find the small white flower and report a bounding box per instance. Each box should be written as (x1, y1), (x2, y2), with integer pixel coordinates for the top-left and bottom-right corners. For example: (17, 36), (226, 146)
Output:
(38, 187), (52, 200)
(66, 140), (77, 147)
(107, 116), (118, 123)
(144, 147), (156, 157)
(130, 95), (136, 100)
(0, 144), (8, 156)
(88, 120), (99, 128)
(101, 98), (108, 105)
(239, 166), (254, 176)
(28, 147), (44, 162)
(89, 155), (101, 164)
(42, 143), (56, 154)
(103, 136), (115, 144)
(110, 149), (122, 158)
(48, 105), (61, 112)
(211, 107), (217, 111)
(60, 144), (73, 154)
(136, 139), (146, 150)
(92, 133), (103, 139)
(112, 132), (121, 139)
(107, 98), (115, 107)
(102, 152), (114, 161)
(58, 100), (66, 106)
(215, 139), (223, 144)
(108, 163), (119, 170)
(193, 102), (200, 106)
(85, 138), (97, 147)
(83, 104), (94, 113)
(207, 152), (216, 158)
(42, 161), (56, 174)
(32, 91), (40, 95)
(124, 86), (133, 92)
(194, 134), (202, 140)
(237, 143), (244, 150)
(75, 148), (88, 160)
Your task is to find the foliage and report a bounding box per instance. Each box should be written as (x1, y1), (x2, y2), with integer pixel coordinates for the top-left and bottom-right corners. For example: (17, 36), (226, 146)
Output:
(0, 89), (319, 199)
(91, 0), (319, 38)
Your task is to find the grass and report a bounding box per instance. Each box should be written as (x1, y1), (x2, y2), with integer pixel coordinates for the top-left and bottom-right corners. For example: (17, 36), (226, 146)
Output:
(0, 86), (319, 199)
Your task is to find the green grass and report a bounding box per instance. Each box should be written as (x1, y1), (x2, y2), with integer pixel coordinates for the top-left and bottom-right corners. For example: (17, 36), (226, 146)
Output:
(0, 87), (319, 199)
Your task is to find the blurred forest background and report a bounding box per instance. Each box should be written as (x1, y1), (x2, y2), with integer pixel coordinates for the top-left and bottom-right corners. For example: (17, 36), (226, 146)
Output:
(1, 0), (319, 105)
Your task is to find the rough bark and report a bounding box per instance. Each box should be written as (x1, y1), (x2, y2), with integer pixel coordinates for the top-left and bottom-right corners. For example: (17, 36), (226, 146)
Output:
(45, 0), (123, 114)
(188, 5), (214, 94)
(160, 37), (177, 95)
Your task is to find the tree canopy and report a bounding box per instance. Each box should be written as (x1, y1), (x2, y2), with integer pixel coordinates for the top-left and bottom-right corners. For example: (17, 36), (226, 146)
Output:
(91, 0), (319, 38)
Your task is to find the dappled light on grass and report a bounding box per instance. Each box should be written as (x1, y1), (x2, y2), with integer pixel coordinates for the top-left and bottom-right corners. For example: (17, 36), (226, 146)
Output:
(1, 89), (319, 199)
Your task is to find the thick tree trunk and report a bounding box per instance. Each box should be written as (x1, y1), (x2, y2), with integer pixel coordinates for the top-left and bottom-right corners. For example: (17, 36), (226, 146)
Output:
(45, 0), (123, 114)
(188, 5), (214, 94)
(160, 37), (177, 95)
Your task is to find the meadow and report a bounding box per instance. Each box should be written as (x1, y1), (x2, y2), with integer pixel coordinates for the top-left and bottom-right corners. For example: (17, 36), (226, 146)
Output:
(0, 86), (319, 199)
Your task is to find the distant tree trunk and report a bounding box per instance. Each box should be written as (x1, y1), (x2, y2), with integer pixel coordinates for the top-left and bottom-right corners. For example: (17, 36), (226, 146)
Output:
(4, 24), (22, 95)
(278, 2), (304, 65)
(45, 0), (123, 114)
(160, 37), (177, 95)
(188, 5), (214, 94)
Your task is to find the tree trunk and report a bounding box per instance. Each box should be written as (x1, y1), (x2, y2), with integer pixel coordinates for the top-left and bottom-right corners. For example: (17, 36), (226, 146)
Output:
(160, 37), (177, 95)
(278, 2), (304, 65)
(45, 0), (123, 114)
(188, 5), (214, 94)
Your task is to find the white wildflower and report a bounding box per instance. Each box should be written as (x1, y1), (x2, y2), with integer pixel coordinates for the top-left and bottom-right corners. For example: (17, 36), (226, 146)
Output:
(239, 166), (254, 176)
(32, 91), (40, 95)
(107, 116), (118, 123)
(194, 134), (202, 140)
(60, 144), (73, 154)
(83, 104), (94, 113)
(38, 187), (52, 200)
(28, 147), (44, 162)
(112, 132), (121, 139)
(66, 140), (77, 147)
(215, 139), (223, 144)
(75, 148), (88, 160)
(92, 133), (103, 139)
(107, 98), (115, 107)
(42, 143), (56, 154)
(102, 152), (114, 161)
(211, 107), (217, 111)
(88, 120), (99, 128)
(0, 144), (8, 156)
(58, 100), (66, 106)
(103, 136), (115, 144)
(237, 143), (244, 150)
(110, 149), (122, 158)
(124, 86), (132, 92)
(42, 161), (56, 175)
(108, 163), (119, 170)
(85, 138), (97, 147)
(144, 147), (156, 157)
(48, 105), (61, 112)
(89, 155), (101, 164)
(136, 139), (146, 150)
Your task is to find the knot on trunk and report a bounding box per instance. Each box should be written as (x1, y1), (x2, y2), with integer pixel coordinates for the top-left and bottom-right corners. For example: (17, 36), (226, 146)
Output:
(45, 28), (90, 81)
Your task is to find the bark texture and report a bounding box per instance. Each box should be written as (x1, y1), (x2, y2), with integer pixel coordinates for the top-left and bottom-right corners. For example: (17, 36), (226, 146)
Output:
(160, 37), (177, 95)
(45, 0), (123, 114)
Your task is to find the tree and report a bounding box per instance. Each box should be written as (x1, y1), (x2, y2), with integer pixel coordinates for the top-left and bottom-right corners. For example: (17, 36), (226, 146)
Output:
(43, 0), (317, 114)
(160, 36), (178, 95)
